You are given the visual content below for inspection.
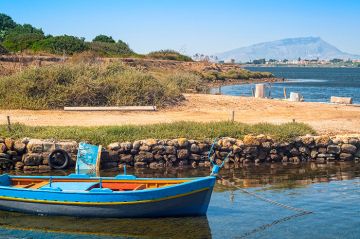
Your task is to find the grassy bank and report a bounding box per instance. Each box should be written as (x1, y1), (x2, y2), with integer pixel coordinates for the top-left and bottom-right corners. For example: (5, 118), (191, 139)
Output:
(0, 62), (203, 109)
(0, 122), (316, 145)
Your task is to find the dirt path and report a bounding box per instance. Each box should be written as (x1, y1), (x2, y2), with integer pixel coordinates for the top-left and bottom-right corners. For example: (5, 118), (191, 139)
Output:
(1, 94), (360, 135)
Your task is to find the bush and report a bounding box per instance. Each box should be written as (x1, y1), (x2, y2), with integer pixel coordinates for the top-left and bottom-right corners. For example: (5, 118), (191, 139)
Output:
(32, 35), (88, 55)
(88, 41), (134, 56)
(0, 13), (17, 41)
(92, 35), (115, 43)
(163, 71), (203, 92)
(2, 24), (45, 52)
(147, 50), (192, 61)
(0, 44), (8, 54)
(0, 62), (184, 109)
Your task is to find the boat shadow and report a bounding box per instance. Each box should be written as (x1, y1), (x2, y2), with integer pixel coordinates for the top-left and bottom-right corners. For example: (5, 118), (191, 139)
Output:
(0, 210), (212, 239)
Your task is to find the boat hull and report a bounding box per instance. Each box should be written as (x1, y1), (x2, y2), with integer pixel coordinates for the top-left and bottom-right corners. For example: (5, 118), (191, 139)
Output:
(0, 175), (215, 218)
(0, 187), (213, 217)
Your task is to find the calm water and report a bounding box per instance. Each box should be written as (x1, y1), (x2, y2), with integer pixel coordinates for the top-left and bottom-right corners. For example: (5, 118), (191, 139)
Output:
(216, 67), (360, 103)
(0, 162), (360, 238)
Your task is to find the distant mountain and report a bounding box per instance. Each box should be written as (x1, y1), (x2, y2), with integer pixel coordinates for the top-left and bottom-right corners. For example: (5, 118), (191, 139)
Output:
(215, 37), (360, 62)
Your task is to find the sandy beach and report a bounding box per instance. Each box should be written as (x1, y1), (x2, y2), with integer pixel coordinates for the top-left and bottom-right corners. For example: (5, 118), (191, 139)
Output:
(1, 93), (360, 135)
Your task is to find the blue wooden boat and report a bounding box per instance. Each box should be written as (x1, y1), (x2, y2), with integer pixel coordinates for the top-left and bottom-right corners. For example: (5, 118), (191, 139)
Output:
(0, 173), (216, 218)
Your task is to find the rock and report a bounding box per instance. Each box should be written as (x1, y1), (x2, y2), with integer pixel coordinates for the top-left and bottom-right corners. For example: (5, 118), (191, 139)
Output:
(154, 154), (164, 161)
(315, 136), (331, 147)
(107, 142), (120, 151)
(318, 147), (327, 154)
(190, 144), (200, 153)
(22, 154), (43, 166)
(289, 156), (300, 164)
(317, 153), (334, 158)
(243, 146), (258, 156)
(120, 142), (133, 151)
(355, 149), (360, 158)
(26, 139), (44, 153)
(22, 137), (30, 144)
(262, 141), (272, 149)
(0, 143), (6, 153)
(134, 162), (147, 168)
(4, 138), (14, 150)
(270, 154), (281, 161)
(198, 143), (209, 152)
(134, 152), (153, 162)
(341, 144), (357, 154)
(235, 140), (244, 147)
(327, 145), (341, 154)
(301, 136), (314, 146)
(38, 165), (51, 171)
(133, 141), (141, 150)
(165, 146), (176, 155)
(178, 160), (188, 167)
(310, 150), (318, 159)
(119, 154), (133, 163)
(299, 146), (310, 155)
(177, 138), (189, 148)
(15, 161), (24, 170)
(6, 150), (17, 156)
(177, 149), (189, 160)
(13, 140), (26, 153)
(0, 153), (10, 159)
(290, 147), (300, 156)
(149, 162), (158, 169)
(103, 151), (118, 162)
(348, 138), (359, 146)
(340, 153), (353, 161)
(243, 135), (260, 146)
(189, 154), (201, 161)
(145, 139), (157, 147)
(139, 145), (151, 151)
(23, 166), (39, 171)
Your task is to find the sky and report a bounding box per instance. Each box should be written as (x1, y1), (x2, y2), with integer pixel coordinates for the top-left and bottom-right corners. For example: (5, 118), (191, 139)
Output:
(1, 0), (359, 56)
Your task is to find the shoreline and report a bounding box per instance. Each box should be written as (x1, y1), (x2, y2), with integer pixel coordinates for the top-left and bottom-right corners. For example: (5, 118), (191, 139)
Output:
(205, 77), (285, 88)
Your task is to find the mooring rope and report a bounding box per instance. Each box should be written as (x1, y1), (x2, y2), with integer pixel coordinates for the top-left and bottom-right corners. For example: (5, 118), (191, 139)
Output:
(219, 177), (312, 214)
(218, 176), (313, 238)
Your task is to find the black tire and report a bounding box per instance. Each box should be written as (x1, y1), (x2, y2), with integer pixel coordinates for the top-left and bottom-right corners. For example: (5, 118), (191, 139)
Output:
(48, 149), (70, 169)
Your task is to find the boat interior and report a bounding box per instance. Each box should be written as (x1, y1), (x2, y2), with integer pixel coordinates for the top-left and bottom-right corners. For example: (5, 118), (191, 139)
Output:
(0, 175), (189, 192)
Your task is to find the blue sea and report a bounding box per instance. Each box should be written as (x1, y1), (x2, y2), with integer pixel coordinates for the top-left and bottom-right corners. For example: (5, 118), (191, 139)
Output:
(216, 67), (360, 103)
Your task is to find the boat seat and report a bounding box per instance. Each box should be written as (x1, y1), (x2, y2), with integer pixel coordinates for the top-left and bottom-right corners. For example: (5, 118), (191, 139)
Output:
(40, 182), (99, 191)
(14, 183), (36, 188)
(28, 181), (51, 189)
(133, 184), (146, 190)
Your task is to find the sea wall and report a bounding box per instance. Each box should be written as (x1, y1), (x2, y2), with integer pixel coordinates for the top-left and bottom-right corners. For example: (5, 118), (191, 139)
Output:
(0, 135), (360, 172)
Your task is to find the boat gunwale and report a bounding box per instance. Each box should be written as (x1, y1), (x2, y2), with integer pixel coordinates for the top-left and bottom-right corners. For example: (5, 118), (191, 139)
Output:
(0, 175), (216, 195)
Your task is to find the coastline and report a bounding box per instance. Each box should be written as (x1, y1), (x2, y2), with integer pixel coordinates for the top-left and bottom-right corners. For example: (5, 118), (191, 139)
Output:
(205, 77), (285, 88)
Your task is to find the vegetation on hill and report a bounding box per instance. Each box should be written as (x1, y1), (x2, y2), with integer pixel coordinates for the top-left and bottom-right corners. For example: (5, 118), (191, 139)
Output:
(201, 68), (273, 82)
(0, 44), (8, 54)
(0, 61), (206, 109)
(0, 13), (134, 57)
(147, 50), (193, 62)
(0, 122), (316, 145)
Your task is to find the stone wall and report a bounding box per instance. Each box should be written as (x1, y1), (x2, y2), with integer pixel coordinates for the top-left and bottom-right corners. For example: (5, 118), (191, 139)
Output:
(0, 135), (359, 172)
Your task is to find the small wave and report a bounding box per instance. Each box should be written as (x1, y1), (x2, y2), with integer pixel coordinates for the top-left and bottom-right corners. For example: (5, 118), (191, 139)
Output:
(287, 79), (328, 83)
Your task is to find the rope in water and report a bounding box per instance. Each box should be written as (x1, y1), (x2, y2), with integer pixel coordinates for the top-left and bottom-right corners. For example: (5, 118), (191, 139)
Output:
(217, 176), (313, 238)
(219, 176), (313, 214)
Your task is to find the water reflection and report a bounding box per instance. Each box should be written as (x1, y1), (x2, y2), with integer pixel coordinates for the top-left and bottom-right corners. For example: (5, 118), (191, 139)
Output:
(0, 211), (211, 239)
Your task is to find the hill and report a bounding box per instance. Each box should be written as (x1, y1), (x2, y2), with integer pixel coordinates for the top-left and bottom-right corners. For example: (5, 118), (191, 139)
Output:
(216, 37), (360, 62)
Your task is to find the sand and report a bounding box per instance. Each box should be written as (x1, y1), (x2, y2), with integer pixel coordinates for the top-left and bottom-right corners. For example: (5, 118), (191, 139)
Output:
(1, 94), (360, 135)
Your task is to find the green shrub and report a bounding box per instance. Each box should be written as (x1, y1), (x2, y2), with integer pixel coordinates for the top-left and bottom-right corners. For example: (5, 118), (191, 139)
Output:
(0, 62), (184, 109)
(147, 50), (193, 61)
(92, 35), (115, 43)
(163, 71), (204, 92)
(88, 41), (133, 56)
(0, 43), (8, 54)
(32, 35), (88, 55)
